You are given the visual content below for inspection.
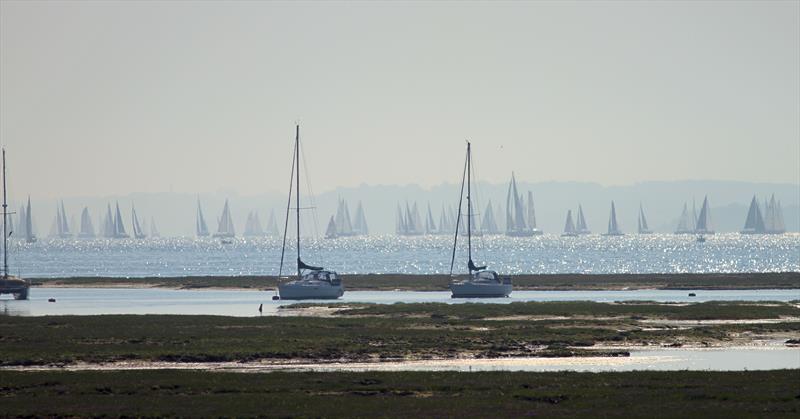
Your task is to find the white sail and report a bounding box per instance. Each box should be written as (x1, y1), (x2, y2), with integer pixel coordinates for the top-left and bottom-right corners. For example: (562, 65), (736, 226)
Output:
(638, 204), (652, 234)
(694, 196), (714, 234)
(741, 196), (766, 234)
(265, 210), (280, 236)
(113, 202), (129, 238)
(675, 202), (695, 234)
(396, 204), (406, 235)
(576, 204), (590, 234)
(244, 211), (265, 237)
(196, 199), (209, 237)
(16, 205), (26, 241)
(352, 201), (368, 236)
(562, 210), (577, 236)
(79, 207), (95, 238)
(505, 173), (532, 236)
(425, 203), (436, 234)
(604, 201), (623, 236)
(150, 217), (160, 238)
(334, 199), (354, 236)
(481, 200), (499, 235)
(325, 215), (337, 239)
(214, 199), (235, 238)
(131, 204), (146, 239)
(764, 194), (786, 234)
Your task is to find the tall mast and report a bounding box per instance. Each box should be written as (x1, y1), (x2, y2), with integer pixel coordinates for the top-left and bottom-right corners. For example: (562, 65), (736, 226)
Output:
(2, 148), (8, 279)
(466, 141), (472, 264)
(295, 124), (301, 280)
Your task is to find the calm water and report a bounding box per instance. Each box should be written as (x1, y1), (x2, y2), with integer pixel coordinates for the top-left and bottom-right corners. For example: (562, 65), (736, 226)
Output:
(2, 287), (799, 317)
(7, 233), (800, 278)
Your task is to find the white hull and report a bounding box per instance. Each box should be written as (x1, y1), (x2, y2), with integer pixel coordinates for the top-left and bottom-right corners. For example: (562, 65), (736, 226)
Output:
(279, 280), (344, 300)
(450, 280), (512, 298)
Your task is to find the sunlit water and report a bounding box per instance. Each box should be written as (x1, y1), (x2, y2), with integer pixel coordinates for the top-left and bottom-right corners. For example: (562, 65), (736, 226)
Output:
(6, 233), (799, 278)
(2, 288), (799, 317)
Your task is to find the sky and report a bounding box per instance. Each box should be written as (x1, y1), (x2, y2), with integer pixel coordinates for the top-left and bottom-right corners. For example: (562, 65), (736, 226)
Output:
(1, 1), (798, 200)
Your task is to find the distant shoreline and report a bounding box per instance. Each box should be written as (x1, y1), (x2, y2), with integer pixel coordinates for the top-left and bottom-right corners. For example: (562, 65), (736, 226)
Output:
(30, 272), (800, 291)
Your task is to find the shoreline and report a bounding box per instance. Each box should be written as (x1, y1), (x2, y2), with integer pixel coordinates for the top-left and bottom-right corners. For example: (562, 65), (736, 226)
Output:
(29, 272), (800, 291)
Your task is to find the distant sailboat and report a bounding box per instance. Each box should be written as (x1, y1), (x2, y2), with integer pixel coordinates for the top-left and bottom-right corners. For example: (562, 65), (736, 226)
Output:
(265, 210), (280, 236)
(352, 201), (369, 236)
(50, 201), (72, 238)
(449, 142), (512, 298)
(694, 196), (714, 236)
(562, 209), (578, 237)
(438, 205), (451, 235)
(576, 205), (590, 235)
(481, 200), (500, 235)
(505, 173), (533, 237)
(243, 211), (265, 237)
(603, 201), (624, 236)
(196, 199), (209, 237)
(334, 199), (354, 237)
(131, 204), (146, 239)
(213, 199), (236, 239)
(325, 215), (338, 239)
(425, 203), (437, 235)
(113, 202), (129, 239)
(526, 191), (543, 235)
(637, 204), (653, 234)
(740, 196), (766, 234)
(150, 217), (161, 238)
(396, 201), (424, 236)
(763, 194), (786, 234)
(674, 202), (695, 234)
(78, 207), (95, 239)
(278, 125), (344, 300)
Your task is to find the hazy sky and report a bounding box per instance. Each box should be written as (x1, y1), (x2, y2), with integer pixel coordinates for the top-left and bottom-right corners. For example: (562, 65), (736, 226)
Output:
(1, 1), (798, 199)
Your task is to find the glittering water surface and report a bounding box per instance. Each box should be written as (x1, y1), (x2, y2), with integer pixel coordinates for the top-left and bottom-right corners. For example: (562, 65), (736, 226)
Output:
(7, 233), (799, 278)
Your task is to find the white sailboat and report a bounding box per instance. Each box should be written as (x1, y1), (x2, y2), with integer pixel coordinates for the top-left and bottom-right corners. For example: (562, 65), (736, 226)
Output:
(505, 173), (534, 237)
(324, 215), (338, 239)
(675, 202), (695, 234)
(449, 142), (512, 298)
(562, 209), (578, 237)
(196, 199), (210, 237)
(576, 204), (590, 235)
(112, 202), (130, 239)
(0, 149), (29, 300)
(527, 191), (543, 235)
(150, 217), (161, 238)
(396, 201), (424, 236)
(481, 200), (500, 235)
(265, 210), (280, 236)
(78, 207), (95, 239)
(213, 199), (235, 239)
(278, 125), (344, 300)
(243, 211), (265, 237)
(425, 202), (437, 235)
(740, 196), (766, 234)
(131, 204), (146, 239)
(637, 204), (653, 234)
(334, 199), (354, 237)
(603, 201), (624, 236)
(352, 201), (369, 236)
(763, 194), (786, 234)
(694, 195), (714, 237)
(50, 201), (72, 239)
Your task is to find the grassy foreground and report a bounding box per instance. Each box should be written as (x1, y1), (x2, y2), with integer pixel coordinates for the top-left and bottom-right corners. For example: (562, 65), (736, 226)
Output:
(1, 301), (798, 366)
(0, 370), (798, 417)
(32, 272), (800, 290)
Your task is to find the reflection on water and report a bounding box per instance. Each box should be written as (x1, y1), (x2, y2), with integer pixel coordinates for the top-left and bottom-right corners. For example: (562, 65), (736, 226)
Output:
(1, 287), (799, 317)
(8, 233), (800, 277)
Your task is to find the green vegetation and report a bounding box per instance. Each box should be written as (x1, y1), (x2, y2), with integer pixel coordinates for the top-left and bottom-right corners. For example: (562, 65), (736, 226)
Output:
(1, 301), (798, 366)
(0, 370), (798, 417)
(32, 272), (800, 291)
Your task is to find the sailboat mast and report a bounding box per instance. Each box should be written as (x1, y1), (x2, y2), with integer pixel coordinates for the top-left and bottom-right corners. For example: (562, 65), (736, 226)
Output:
(2, 149), (7, 279)
(466, 141), (471, 264)
(295, 124), (301, 280)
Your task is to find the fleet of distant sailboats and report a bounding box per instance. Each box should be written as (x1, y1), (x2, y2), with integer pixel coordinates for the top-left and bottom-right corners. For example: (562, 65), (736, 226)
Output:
(326, 199), (368, 239)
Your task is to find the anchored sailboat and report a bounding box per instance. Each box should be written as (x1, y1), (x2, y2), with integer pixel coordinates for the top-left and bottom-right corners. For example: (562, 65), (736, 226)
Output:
(603, 201), (624, 236)
(0, 149), (30, 300)
(562, 209), (578, 237)
(278, 125), (344, 300)
(449, 142), (512, 298)
(213, 199), (235, 239)
(78, 207), (95, 239)
(196, 199), (209, 237)
(637, 204), (653, 234)
(576, 204), (591, 235)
